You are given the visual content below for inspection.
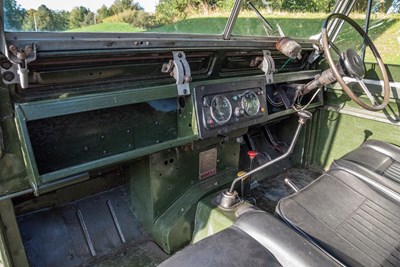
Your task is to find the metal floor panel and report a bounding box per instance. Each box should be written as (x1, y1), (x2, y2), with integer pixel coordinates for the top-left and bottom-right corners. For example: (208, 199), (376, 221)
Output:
(17, 187), (166, 267)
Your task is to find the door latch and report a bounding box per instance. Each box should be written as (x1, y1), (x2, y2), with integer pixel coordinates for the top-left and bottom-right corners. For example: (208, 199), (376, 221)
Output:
(2, 43), (37, 89)
(162, 51), (192, 96)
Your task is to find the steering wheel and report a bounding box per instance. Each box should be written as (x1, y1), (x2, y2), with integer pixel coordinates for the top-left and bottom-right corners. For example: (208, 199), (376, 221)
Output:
(321, 13), (390, 111)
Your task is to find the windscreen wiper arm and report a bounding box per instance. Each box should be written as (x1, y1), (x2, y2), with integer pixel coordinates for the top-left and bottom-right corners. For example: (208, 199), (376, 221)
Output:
(247, 1), (274, 31)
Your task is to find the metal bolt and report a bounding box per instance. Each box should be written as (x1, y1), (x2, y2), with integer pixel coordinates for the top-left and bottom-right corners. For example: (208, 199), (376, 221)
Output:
(156, 140), (160, 144)
(83, 146), (89, 151)
(103, 150), (107, 154)
(101, 135), (105, 139)
(1, 62), (12, 69)
(3, 72), (15, 81)
(127, 129), (131, 133)
(155, 122), (160, 125)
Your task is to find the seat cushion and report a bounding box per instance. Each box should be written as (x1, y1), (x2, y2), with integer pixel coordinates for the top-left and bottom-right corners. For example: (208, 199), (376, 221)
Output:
(276, 169), (400, 267)
(335, 140), (400, 184)
(234, 210), (339, 267)
(159, 210), (339, 267)
(158, 226), (282, 267)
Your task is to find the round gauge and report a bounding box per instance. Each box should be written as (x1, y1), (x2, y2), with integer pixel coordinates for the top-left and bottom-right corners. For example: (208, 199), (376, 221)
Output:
(241, 91), (260, 116)
(210, 95), (232, 124)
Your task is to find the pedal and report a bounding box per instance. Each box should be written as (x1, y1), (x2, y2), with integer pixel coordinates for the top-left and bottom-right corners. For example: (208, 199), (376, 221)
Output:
(263, 126), (288, 153)
(284, 178), (300, 193)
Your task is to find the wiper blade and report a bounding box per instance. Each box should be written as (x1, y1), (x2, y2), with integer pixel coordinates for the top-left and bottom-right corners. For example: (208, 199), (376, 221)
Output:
(247, 1), (274, 31)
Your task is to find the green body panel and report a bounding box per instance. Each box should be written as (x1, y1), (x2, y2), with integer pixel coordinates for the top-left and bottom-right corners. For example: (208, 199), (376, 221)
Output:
(0, 87), (29, 195)
(0, 200), (29, 267)
(191, 192), (253, 244)
(311, 108), (400, 169)
(129, 132), (244, 253)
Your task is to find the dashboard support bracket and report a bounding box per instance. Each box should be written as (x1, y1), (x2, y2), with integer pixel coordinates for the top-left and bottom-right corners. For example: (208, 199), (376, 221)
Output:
(162, 51), (192, 96)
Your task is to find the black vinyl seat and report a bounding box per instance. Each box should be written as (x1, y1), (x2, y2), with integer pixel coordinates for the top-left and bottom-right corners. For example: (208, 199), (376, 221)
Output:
(159, 210), (339, 267)
(333, 140), (400, 191)
(276, 167), (400, 267)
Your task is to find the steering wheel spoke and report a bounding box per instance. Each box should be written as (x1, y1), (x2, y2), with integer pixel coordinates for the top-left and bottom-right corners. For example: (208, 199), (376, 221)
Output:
(356, 78), (378, 106)
(328, 41), (342, 57)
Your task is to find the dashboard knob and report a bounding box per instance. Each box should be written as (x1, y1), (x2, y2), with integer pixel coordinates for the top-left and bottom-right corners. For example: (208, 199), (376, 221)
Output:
(234, 107), (245, 117)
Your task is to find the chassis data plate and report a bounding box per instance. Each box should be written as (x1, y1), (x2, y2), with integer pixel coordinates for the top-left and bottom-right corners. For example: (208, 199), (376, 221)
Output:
(199, 148), (217, 180)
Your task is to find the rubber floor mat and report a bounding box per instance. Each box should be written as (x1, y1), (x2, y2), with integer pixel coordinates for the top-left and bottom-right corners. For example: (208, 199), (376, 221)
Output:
(251, 167), (321, 213)
(17, 186), (168, 267)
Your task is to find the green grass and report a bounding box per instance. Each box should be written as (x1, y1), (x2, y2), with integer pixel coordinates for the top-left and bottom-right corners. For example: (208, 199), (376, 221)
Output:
(67, 22), (143, 33)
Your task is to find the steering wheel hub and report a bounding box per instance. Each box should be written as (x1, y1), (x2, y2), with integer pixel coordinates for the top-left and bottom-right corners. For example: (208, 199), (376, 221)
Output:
(341, 49), (365, 79)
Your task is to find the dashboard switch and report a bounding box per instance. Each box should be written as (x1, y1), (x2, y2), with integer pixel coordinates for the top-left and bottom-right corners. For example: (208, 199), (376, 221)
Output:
(234, 107), (245, 117)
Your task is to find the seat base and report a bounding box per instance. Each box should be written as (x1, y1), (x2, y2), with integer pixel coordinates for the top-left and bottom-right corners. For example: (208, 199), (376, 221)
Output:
(277, 168), (400, 267)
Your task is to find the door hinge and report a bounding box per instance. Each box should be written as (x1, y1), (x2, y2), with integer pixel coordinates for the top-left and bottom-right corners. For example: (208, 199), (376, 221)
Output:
(250, 50), (276, 84)
(162, 51), (192, 96)
(2, 43), (37, 89)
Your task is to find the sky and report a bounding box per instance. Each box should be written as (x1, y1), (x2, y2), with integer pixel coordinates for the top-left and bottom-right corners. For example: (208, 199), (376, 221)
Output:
(16, 0), (158, 13)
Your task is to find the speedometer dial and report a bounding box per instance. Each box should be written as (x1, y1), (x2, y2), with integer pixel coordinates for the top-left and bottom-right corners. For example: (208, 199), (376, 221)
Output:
(241, 91), (260, 116)
(210, 95), (232, 124)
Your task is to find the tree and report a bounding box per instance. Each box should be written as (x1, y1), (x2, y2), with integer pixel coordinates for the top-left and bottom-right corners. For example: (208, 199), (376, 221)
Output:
(4, 0), (26, 31)
(35, 5), (54, 31)
(22, 8), (69, 32)
(53, 11), (70, 31)
(69, 6), (90, 29)
(82, 11), (96, 27)
(110, 0), (143, 15)
(97, 5), (111, 22)
(22, 9), (36, 31)
(282, 0), (317, 12)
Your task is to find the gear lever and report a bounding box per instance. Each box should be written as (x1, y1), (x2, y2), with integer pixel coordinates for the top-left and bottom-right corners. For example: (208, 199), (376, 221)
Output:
(216, 110), (313, 209)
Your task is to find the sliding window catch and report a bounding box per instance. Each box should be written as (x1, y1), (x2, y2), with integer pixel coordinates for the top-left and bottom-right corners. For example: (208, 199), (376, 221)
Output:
(2, 43), (37, 89)
(162, 51), (192, 96)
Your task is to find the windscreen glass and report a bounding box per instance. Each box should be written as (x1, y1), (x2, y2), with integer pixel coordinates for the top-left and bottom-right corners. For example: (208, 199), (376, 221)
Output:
(232, 1), (333, 38)
(334, 0), (400, 65)
(4, 0), (234, 34)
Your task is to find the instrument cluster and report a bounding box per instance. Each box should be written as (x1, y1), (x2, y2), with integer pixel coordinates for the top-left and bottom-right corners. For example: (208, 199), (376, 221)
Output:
(194, 78), (268, 139)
